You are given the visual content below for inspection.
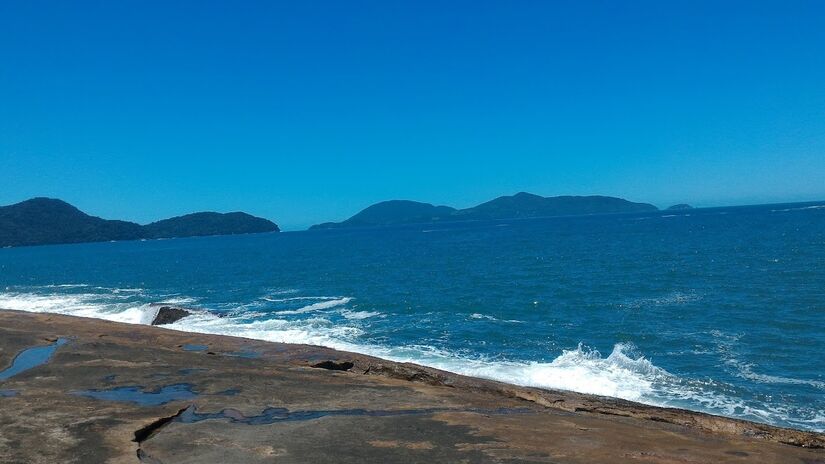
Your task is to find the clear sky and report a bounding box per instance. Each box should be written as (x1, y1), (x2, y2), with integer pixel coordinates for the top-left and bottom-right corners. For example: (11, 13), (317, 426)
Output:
(2, 1), (824, 230)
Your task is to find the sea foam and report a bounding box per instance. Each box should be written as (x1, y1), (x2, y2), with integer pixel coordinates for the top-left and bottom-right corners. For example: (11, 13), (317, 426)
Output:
(2, 287), (822, 432)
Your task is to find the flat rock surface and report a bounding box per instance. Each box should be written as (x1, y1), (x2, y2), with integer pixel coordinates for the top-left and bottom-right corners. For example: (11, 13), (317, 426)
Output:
(1, 310), (823, 463)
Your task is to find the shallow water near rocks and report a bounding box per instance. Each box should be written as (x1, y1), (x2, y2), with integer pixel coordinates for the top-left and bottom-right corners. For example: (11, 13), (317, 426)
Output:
(181, 344), (208, 352)
(73, 383), (198, 406)
(175, 405), (532, 425)
(0, 338), (69, 381)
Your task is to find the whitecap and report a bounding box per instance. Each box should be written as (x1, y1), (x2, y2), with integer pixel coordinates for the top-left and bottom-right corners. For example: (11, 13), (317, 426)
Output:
(274, 297), (352, 315)
(772, 204), (825, 212)
(341, 310), (381, 320)
(0, 291), (155, 325)
(3, 288), (822, 432)
(263, 296), (341, 303)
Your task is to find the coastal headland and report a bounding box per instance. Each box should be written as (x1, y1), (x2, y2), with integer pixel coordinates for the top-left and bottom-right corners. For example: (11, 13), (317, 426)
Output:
(1, 309), (823, 463)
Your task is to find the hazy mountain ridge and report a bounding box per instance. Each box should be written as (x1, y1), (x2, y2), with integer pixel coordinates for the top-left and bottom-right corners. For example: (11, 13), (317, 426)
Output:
(0, 198), (279, 247)
(310, 192), (659, 230)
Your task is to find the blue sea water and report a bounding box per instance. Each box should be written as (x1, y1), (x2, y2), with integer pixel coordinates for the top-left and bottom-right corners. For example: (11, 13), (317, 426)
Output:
(1, 202), (824, 431)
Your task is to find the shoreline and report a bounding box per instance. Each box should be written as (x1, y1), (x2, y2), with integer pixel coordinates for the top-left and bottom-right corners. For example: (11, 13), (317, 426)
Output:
(4, 302), (820, 435)
(1, 309), (824, 463)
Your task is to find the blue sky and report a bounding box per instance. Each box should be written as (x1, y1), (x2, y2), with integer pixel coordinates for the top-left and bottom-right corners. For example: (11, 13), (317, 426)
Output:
(2, 1), (824, 230)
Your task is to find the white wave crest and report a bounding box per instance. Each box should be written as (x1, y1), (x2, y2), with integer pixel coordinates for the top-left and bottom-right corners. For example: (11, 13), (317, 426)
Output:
(262, 296), (341, 302)
(468, 313), (522, 323)
(168, 311), (366, 351)
(274, 297), (352, 315)
(341, 310), (381, 320)
(0, 291), (154, 325)
(772, 204), (825, 212)
(372, 342), (669, 401)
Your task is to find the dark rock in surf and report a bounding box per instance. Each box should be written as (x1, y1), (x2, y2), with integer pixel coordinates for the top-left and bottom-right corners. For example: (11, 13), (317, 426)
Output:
(151, 306), (191, 326)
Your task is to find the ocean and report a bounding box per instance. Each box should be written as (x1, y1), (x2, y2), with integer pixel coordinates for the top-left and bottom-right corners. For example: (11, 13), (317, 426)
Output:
(1, 202), (824, 432)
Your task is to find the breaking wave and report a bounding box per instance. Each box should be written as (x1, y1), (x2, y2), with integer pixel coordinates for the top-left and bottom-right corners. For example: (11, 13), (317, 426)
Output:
(1, 286), (822, 432)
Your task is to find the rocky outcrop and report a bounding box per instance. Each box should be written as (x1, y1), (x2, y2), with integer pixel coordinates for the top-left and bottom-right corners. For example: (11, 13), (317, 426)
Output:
(2, 309), (824, 463)
(150, 306), (191, 325)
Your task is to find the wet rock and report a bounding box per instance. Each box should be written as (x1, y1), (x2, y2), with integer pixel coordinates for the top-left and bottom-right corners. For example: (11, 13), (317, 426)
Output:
(361, 361), (450, 386)
(151, 306), (190, 325)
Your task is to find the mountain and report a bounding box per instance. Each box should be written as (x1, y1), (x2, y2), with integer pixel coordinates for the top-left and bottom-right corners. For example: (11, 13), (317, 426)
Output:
(310, 192), (659, 229)
(311, 200), (456, 229)
(0, 198), (279, 248)
(0, 198), (144, 247)
(667, 204), (694, 210)
(144, 212), (279, 239)
(454, 192), (657, 220)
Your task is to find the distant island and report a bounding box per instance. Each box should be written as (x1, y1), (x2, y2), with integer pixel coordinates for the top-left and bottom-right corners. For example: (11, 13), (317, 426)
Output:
(667, 204), (694, 210)
(143, 212), (279, 239)
(0, 198), (279, 248)
(311, 192), (658, 229)
(311, 200), (457, 230)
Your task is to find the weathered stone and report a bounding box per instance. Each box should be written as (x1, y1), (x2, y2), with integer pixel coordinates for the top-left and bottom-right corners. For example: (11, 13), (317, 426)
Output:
(151, 306), (190, 325)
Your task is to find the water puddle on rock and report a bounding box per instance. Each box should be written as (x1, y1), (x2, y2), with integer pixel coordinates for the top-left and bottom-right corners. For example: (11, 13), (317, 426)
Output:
(174, 405), (531, 425)
(225, 350), (261, 359)
(0, 338), (69, 381)
(181, 344), (208, 352)
(72, 383), (198, 406)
